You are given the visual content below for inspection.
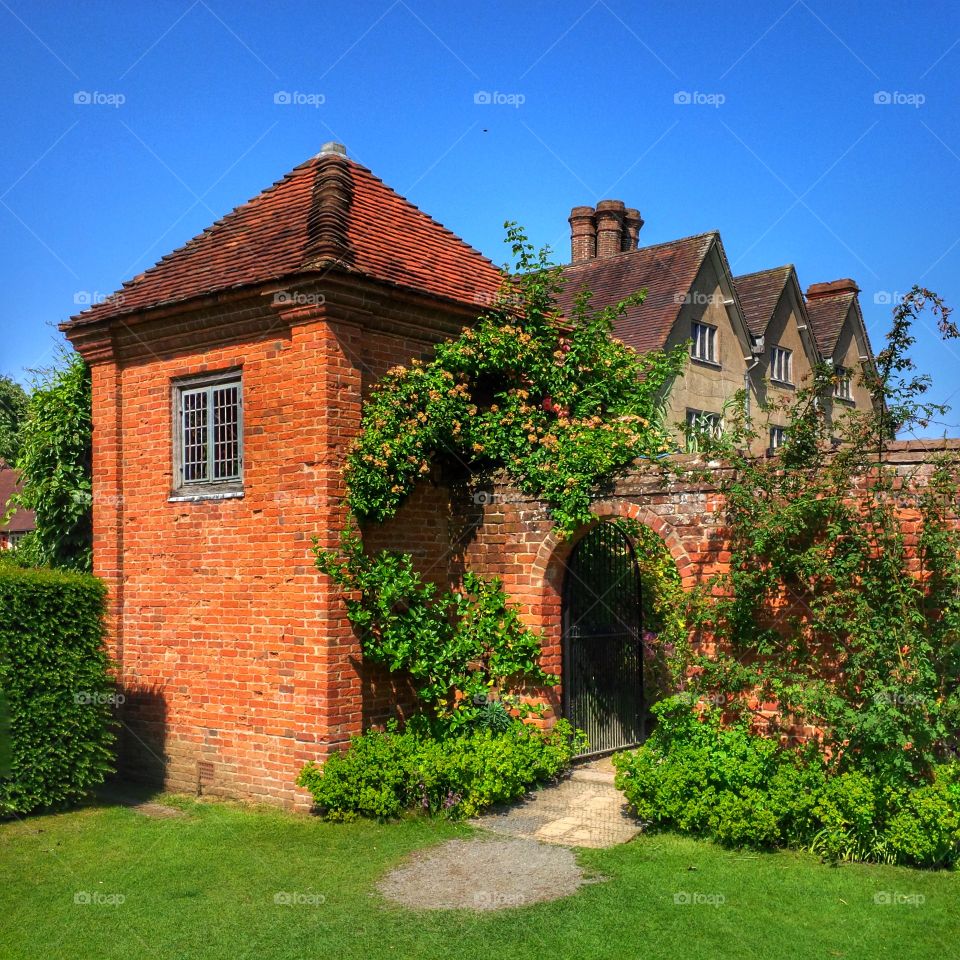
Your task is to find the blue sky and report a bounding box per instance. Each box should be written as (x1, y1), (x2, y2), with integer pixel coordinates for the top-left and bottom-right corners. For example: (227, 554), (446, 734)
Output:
(2, 0), (959, 435)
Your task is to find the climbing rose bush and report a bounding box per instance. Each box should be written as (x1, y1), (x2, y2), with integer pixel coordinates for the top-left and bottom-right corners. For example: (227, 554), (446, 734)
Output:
(344, 223), (686, 536)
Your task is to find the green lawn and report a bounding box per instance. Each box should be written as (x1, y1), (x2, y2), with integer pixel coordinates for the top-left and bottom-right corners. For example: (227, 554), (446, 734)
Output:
(1, 792), (957, 960)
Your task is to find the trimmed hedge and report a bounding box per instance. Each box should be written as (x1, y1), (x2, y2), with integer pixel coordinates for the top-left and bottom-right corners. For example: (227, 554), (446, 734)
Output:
(0, 565), (115, 815)
(297, 720), (585, 821)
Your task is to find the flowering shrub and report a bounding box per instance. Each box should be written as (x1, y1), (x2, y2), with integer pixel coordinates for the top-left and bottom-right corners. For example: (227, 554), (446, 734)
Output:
(345, 224), (686, 536)
(610, 287), (960, 869)
(680, 287), (960, 785)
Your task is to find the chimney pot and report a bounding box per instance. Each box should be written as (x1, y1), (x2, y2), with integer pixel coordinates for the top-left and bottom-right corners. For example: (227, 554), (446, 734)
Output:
(568, 205), (597, 264)
(621, 207), (643, 252)
(595, 199), (626, 258)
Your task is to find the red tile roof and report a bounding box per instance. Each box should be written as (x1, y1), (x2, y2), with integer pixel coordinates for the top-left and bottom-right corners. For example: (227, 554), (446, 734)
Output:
(0, 464), (35, 533)
(734, 265), (793, 336)
(554, 233), (717, 354)
(64, 149), (504, 329)
(806, 291), (857, 355)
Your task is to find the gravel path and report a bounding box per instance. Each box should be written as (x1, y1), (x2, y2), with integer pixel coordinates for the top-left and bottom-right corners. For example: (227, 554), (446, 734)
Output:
(378, 836), (588, 911)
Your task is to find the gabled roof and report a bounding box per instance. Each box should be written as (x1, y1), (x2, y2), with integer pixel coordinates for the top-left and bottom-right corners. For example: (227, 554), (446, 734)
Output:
(554, 232), (718, 354)
(734, 265), (794, 336)
(805, 291), (858, 356)
(63, 146), (504, 329)
(0, 463), (34, 534)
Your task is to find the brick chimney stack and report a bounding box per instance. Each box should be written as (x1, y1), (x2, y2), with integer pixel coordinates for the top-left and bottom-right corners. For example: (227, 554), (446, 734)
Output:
(595, 200), (626, 258)
(569, 206), (596, 263)
(806, 279), (860, 300)
(569, 200), (642, 262)
(621, 207), (644, 252)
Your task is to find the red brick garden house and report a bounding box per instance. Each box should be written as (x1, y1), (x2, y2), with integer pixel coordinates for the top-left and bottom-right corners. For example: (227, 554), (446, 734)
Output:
(64, 143), (886, 806)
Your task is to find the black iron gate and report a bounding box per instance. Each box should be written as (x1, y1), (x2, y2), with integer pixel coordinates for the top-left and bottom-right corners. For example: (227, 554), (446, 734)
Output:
(563, 522), (644, 757)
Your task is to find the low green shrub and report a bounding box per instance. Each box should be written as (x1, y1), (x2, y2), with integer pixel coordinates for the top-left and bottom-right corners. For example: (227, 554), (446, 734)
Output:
(613, 697), (960, 868)
(0, 565), (115, 815)
(297, 719), (585, 821)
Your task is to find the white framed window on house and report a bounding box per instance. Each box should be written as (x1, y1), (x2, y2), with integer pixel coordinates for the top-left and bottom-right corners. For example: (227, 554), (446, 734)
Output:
(690, 321), (718, 364)
(4, 531), (26, 550)
(686, 408), (723, 439)
(769, 346), (793, 385)
(834, 366), (853, 402)
(769, 425), (787, 452)
(172, 370), (243, 498)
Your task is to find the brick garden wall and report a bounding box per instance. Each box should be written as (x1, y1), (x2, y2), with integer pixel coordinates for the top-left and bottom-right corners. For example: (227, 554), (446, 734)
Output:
(363, 442), (960, 734)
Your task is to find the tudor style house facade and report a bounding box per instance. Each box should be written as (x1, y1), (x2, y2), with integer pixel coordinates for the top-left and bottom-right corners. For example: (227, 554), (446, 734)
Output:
(560, 201), (875, 452)
(63, 144), (878, 805)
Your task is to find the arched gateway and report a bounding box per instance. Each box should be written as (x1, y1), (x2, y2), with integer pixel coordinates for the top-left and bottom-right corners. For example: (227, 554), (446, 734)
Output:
(562, 521), (645, 756)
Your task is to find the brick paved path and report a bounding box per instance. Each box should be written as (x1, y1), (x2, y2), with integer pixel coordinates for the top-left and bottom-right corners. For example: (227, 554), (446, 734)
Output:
(474, 757), (642, 848)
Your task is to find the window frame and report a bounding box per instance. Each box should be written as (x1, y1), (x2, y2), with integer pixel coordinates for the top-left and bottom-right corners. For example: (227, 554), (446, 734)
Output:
(4, 531), (26, 550)
(171, 369), (244, 500)
(833, 365), (854, 402)
(769, 425), (787, 452)
(690, 321), (718, 365)
(686, 407), (724, 440)
(769, 345), (793, 385)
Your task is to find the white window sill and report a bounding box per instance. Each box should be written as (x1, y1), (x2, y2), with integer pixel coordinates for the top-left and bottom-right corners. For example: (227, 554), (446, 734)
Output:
(690, 357), (721, 369)
(168, 490), (244, 503)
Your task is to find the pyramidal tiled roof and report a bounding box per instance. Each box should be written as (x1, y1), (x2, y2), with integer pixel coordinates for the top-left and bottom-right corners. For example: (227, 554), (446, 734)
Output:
(554, 232), (718, 354)
(64, 146), (504, 328)
(734, 265), (794, 336)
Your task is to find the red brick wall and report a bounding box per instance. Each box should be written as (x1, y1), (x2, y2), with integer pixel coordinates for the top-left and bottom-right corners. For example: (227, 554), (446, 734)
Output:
(437, 468), (730, 721)
(87, 294), (459, 809)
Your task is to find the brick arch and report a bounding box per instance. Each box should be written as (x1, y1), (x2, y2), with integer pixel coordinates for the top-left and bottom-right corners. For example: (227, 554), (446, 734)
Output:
(521, 502), (697, 699)
(530, 500), (697, 601)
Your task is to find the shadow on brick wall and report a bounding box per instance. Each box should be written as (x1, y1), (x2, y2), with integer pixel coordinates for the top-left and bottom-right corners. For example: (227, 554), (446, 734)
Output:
(357, 657), (420, 731)
(111, 682), (168, 788)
